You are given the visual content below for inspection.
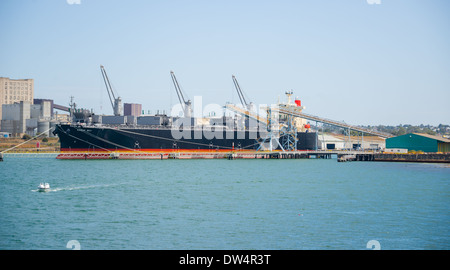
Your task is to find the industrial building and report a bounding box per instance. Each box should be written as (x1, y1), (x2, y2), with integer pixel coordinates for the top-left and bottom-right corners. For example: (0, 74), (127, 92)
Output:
(1, 100), (55, 137)
(386, 133), (450, 153)
(124, 103), (142, 117)
(0, 77), (34, 129)
(34, 99), (54, 116)
(318, 133), (385, 150)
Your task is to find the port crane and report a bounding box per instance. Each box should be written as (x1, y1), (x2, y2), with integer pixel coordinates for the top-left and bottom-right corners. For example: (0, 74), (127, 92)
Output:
(100, 65), (123, 116)
(229, 75), (286, 151)
(232, 75), (252, 111)
(231, 75), (255, 129)
(170, 71), (192, 118)
(227, 76), (266, 124)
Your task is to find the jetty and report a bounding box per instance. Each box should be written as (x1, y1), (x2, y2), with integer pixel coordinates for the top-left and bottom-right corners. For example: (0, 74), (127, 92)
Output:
(337, 152), (450, 163)
(55, 149), (450, 163)
(0, 149), (447, 163)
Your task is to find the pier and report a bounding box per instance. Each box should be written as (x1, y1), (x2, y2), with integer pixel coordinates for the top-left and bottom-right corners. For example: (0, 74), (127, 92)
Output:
(56, 150), (450, 163)
(1, 152), (59, 159)
(338, 152), (450, 163)
(54, 150), (355, 160)
(1, 150), (448, 163)
(365, 153), (450, 163)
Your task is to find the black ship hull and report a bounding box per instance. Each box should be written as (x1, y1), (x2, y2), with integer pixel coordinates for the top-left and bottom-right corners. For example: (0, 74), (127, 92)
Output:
(53, 124), (317, 159)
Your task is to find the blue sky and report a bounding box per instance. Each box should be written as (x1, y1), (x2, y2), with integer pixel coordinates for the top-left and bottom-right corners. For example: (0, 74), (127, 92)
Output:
(1, 0), (449, 125)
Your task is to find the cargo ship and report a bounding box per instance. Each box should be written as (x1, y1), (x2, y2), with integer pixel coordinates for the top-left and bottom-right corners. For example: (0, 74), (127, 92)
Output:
(53, 68), (317, 159)
(53, 122), (318, 159)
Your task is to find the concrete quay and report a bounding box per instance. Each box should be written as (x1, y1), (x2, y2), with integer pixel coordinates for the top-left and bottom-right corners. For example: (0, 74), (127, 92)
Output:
(339, 153), (450, 163)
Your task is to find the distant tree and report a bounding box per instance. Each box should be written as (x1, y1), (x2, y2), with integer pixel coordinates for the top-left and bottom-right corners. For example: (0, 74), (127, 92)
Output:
(396, 126), (406, 136)
(423, 128), (436, 135)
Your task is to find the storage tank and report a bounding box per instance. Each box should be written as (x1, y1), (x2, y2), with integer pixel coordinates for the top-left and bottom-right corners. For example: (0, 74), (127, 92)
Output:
(49, 121), (58, 137)
(38, 120), (50, 137)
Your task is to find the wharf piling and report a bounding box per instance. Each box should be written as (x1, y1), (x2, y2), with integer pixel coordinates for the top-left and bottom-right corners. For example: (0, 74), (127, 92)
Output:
(53, 151), (450, 163)
(337, 154), (356, 162)
(55, 150), (337, 160)
(338, 153), (450, 163)
(356, 154), (375, 161)
(337, 152), (450, 163)
(370, 153), (450, 163)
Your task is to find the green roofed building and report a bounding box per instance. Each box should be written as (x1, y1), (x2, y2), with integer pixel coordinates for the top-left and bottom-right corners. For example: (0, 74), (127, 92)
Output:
(386, 133), (450, 153)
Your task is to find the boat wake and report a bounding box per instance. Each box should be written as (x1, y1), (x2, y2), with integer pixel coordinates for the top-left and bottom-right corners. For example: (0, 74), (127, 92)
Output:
(31, 183), (121, 193)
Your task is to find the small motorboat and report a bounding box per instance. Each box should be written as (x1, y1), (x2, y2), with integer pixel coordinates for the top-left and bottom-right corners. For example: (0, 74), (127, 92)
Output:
(38, 183), (50, 192)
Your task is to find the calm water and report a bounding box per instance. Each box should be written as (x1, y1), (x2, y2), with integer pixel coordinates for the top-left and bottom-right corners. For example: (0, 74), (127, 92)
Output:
(0, 156), (448, 250)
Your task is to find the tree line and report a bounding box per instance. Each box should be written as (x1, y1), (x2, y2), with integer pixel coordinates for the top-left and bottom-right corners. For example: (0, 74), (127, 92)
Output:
(321, 124), (450, 136)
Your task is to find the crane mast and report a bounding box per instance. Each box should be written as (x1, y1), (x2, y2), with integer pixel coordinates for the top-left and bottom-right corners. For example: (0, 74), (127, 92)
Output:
(232, 75), (249, 110)
(170, 71), (192, 117)
(232, 75), (255, 112)
(100, 65), (122, 116)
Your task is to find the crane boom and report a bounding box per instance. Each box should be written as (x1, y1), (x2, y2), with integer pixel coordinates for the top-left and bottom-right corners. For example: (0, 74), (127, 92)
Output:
(100, 65), (122, 116)
(170, 71), (192, 117)
(232, 75), (248, 109)
(170, 71), (186, 107)
(100, 65), (115, 110)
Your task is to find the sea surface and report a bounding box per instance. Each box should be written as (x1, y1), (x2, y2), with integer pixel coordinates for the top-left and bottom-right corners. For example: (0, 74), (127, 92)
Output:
(0, 156), (449, 250)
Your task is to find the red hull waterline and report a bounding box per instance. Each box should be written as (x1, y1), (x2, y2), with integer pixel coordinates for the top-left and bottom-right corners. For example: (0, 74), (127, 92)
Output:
(56, 148), (266, 160)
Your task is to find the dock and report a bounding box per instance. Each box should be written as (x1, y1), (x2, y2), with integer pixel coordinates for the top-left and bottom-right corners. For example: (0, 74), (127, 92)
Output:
(1, 152), (59, 159)
(362, 153), (450, 163)
(338, 152), (450, 163)
(54, 150), (355, 160)
(68, 150), (448, 163)
(1, 150), (448, 163)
